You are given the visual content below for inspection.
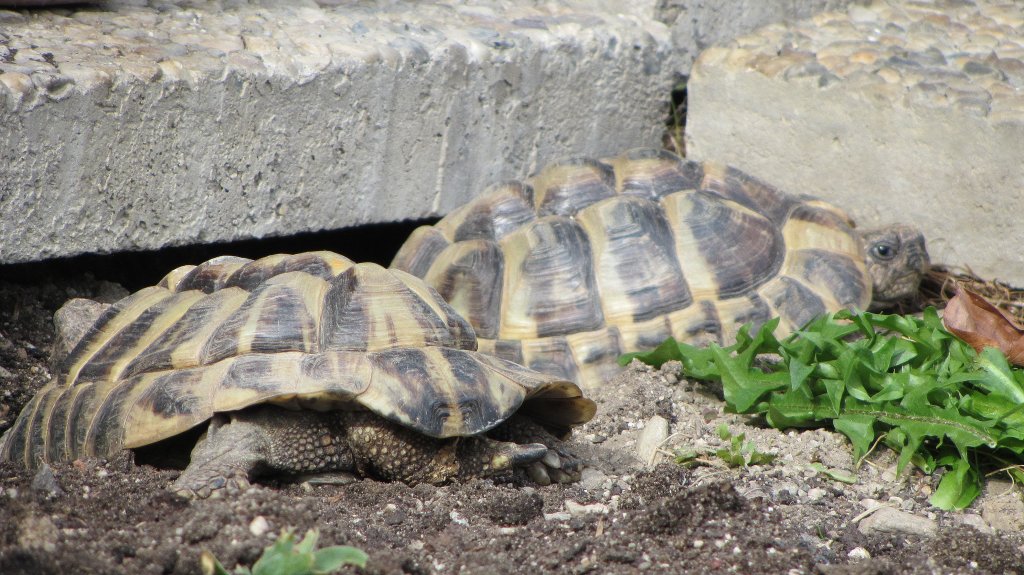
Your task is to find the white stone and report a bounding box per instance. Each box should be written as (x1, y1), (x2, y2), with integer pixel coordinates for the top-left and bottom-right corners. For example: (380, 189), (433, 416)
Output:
(847, 547), (871, 561)
(857, 507), (937, 538)
(565, 500), (610, 517)
(248, 516), (270, 537)
(636, 415), (670, 468)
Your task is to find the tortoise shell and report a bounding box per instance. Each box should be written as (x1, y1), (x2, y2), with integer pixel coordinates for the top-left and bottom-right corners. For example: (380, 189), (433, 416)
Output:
(391, 149), (871, 387)
(0, 251), (595, 468)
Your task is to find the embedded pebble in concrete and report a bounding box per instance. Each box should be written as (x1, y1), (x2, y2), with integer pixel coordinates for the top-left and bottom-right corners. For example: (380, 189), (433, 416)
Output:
(687, 0), (1024, 285)
(719, 0), (1024, 122)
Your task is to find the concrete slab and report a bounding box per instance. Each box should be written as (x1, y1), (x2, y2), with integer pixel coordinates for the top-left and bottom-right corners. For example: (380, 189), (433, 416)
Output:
(660, 0), (861, 68)
(686, 0), (1024, 285)
(0, 0), (680, 263)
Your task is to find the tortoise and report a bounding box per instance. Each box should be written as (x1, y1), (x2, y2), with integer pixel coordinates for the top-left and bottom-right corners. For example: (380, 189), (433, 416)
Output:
(0, 251), (596, 497)
(391, 148), (930, 388)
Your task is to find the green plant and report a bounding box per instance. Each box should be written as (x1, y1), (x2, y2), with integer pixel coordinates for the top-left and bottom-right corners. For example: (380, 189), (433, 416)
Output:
(713, 424), (776, 467)
(621, 308), (1024, 510)
(202, 528), (368, 575)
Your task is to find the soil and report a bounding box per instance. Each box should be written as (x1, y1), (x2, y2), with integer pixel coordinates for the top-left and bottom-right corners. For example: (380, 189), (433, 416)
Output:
(2, 269), (1024, 575)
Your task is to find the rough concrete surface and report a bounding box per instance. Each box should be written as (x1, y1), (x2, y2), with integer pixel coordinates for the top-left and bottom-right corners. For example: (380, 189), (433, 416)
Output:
(686, 0), (1024, 285)
(0, 0), (680, 264)
(658, 0), (864, 69)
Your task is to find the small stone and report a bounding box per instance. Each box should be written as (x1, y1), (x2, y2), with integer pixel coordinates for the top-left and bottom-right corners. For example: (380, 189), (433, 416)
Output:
(30, 463), (64, 497)
(960, 513), (994, 534)
(636, 415), (669, 468)
(249, 516), (270, 537)
(858, 507), (937, 538)
(543, 511), (571, 521)
(384, 504), (406, 526)
(848, 547), (871, 561)
(806, 488), (827, 502)
(579, 467), (609, 491)
(449, 510), (468, 526)
(565, 500), (609, 517)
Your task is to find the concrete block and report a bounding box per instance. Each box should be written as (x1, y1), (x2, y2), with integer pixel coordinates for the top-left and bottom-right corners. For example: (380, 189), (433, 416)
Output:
(0, 0), (680, 263)
(686, 0), (1024, 285)
(659, 0), (863, 68)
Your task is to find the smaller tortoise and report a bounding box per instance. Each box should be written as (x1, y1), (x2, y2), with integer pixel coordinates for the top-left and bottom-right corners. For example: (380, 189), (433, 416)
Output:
(0, 252), (596, 497)
(392, 149), (930, 388)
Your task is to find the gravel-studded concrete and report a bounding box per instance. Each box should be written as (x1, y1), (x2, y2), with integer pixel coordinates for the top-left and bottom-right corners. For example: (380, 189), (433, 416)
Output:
(686, 0), (1024, 285)
(660, 0), (862, 69)
(0, 0), (679, 263)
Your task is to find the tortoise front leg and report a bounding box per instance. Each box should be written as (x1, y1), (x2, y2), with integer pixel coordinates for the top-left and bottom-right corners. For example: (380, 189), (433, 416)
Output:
(171, 413), (273, 499)
(171, 407), (359, 499)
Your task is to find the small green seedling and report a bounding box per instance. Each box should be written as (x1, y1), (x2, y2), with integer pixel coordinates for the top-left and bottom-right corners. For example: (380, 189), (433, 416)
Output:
(673, 448), (701, 467)
(714, 424), (776, 468)
(201, 528), (368, 575)
(807, 462), (857, 485)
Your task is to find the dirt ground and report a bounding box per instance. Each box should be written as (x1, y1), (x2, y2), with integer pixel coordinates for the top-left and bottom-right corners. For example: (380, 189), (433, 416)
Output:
(2, 268), (1024, 575)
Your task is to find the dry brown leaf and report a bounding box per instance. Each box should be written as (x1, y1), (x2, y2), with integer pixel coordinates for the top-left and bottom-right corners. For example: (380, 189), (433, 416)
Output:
(942, 285), (1024, 365)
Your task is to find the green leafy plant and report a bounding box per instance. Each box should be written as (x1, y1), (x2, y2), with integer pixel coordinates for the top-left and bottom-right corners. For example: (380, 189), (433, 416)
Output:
(202, 528), (368, 575)
(714, 424), (776, 467)
(621, 308), (1024, 510)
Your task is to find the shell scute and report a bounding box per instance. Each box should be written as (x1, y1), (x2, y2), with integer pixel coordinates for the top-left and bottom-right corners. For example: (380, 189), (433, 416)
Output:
(423, 240), (504, 339)
(700, 163), (798, 226)
(60, 287), (174, 386)
(607, 148), (703, 200)
(452, 181), (537, 242)
(577, 195), (691, 324)
(121, 287), (249, 377)
(390, 226), (451, 279)
(202, 272), (326, 364)
(760, 276), (829, 332)
(683, 192), (785, 299)
(174, 256), (251, 293)
(318, 263), (474, 352)
(533, 157), (616, 217)
(499, 217), (603, 339)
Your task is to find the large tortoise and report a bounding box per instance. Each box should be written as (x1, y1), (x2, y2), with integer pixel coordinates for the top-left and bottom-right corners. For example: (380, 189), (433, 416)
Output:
(392, 149), (930, 388)
(0, 252), (596, 497)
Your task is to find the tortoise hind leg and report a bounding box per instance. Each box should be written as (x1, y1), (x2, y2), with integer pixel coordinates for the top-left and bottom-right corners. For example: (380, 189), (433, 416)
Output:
(486, 414), (584, 485)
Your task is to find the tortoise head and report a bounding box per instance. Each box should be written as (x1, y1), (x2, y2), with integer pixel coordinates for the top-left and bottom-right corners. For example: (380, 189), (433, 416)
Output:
(860, 224), (930, 308)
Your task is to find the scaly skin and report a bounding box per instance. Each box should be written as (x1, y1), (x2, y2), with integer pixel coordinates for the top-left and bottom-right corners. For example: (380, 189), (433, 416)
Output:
(170, 406), (571, 498)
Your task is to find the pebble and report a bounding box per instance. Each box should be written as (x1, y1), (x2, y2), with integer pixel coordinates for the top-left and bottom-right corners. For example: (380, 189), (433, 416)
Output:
(960, 513), (995, 534)
(714, 0), (1024, 123)
(543, 511), (572, 522)
(565, 500), (609, 517)
(579, 467), (610, 492)
(857, 506), (937, 538)
(806, 487), (827, 502)
(30, 463), (64, 497)
(636, 415), (669, 468)
(248, 516), (270, 537)
(848, 547), (871, 561)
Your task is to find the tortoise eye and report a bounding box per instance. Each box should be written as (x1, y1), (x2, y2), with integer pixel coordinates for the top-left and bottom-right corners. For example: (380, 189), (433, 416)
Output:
(871, 243), (897, 261)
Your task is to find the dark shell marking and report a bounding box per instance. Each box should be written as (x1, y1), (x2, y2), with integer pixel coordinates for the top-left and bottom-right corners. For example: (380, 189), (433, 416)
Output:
(391, 149), (872, 386)
(0, 252), (595, 468)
